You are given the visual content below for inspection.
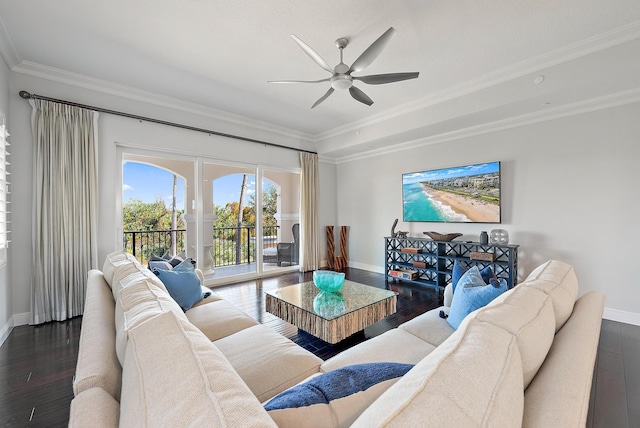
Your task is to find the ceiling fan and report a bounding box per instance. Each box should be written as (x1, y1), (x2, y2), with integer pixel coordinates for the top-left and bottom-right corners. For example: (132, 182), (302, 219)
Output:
(269, 27), (419, 108)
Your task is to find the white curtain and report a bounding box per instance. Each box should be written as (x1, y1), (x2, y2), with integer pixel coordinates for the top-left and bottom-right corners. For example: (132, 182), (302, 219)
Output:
(30, 99), (99, 324)
(299, 152), (319, 272)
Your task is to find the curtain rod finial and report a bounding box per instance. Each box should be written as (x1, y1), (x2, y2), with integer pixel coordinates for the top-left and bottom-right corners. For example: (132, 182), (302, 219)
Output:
(19, 90), (32, 99)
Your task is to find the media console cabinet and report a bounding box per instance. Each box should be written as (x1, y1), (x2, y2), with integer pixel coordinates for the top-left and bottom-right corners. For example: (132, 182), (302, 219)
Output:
(384, 236), (519, 290)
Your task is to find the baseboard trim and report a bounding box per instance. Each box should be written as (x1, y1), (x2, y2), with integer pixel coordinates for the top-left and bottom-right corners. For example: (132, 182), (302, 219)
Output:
(13, 312), (30, 326)
(0, 317), (13, 348)
(347, 261), (384, 274)
(603, 308), (640, 326)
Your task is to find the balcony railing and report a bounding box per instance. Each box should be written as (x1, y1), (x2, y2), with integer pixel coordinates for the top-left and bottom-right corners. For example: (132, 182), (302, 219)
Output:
(212, 225), (278, 267)
(123, 229), (187, 265)
(123, 225), (279, 267)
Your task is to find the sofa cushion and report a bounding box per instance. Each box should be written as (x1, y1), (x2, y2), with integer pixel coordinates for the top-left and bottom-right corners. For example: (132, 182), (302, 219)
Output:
(473, 285), (556, 389)
(447, 266), (507, 329)
(214, 324), (323, 402)
(524, 260), (579, 332)
(351, 318), (524, 428)
(69, 387), (120, 428)
(398, 306), (456, 347)
(101, 250), (135, 288)
(120, 311), (276, 427)
(115, 279), (187, 365)
(186, 299), (259, 341)
(321, 329), (437, 373)
(111, 261), (168, 302)
(265, 363), (414, 428)
(73, 270), (122, 401)
(191, 287), (224, 308)
(452, 260), (497, 293)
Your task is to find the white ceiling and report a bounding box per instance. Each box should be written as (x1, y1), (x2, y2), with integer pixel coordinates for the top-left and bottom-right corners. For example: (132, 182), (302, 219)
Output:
(1, 1), (640, 157)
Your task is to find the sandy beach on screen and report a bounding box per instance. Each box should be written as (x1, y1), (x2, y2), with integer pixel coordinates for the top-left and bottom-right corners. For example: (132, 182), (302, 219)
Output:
(422, 185), (499, 222)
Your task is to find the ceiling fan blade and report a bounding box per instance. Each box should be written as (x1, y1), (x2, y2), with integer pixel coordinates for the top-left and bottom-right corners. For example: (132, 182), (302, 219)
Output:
(291, 35), (335, 75)
(349, 86), (374, 106)
(311, 87), (335, 109)
(349, 27), (397, 73)
(268, 78), (331, 84)
(353, 72), (419, 85)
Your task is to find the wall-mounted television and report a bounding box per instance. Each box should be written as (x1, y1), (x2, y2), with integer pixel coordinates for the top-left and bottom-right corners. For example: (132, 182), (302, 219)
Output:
(402, 161), (501, 223)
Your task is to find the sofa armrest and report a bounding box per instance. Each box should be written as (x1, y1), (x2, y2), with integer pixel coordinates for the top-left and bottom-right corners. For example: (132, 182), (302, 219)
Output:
(195, 268), (205, 285)
(443, 283), (453, 307)
(522, 291), (605, 428)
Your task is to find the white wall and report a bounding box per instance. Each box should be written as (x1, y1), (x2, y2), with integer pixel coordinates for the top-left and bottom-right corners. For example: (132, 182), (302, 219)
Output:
(6, 70), (638, 326)
(7, 73), (331, 321)
(336, 102), (640, 324)
(0, 56), (11, 342)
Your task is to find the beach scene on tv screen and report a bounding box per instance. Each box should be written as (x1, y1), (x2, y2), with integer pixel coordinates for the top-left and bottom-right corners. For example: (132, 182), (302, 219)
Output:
(403, 162), (500, 223)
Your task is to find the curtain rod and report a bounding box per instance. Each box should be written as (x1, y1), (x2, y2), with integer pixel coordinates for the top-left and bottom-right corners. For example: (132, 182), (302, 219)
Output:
(18, 90), (316, 154)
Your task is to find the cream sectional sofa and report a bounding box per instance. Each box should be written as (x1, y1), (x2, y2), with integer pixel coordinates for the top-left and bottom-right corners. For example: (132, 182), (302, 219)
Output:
(69, 252), (604, 427)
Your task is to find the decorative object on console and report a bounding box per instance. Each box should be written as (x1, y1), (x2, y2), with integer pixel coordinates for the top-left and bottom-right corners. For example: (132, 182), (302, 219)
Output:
(401, 247), (422, 254)
(389, 269), (419, 280)
(480, 231), (489, 244)
(490, 228), (509, 245)
(423, 231), (462, 242)
(313, 270), (345, 293)
(470, 251), (496, 262)
(390, 218), (408, 238)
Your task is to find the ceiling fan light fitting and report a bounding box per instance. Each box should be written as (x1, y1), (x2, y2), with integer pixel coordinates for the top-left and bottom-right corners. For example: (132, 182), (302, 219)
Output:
(331, 74), (353, 90)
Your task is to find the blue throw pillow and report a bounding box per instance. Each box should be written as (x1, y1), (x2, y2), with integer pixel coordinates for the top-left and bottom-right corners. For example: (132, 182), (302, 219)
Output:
(148, 260), (172, 271)
(264, 362), (413, 427)
(168, 251), (187, 267)
(153, 259), (203, 311)
(451, 260), (497, 294)
(447, 266), (507, 329)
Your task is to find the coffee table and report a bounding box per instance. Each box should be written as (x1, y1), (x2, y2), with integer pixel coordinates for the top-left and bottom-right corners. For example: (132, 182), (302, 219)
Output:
(265, 280), (397, 344)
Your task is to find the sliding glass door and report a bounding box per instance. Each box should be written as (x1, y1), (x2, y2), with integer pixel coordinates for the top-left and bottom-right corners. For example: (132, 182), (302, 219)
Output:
(119, 147), (300, 285)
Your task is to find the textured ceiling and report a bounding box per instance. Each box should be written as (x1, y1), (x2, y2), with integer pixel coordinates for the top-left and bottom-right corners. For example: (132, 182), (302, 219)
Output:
(1, 1), (640, 156)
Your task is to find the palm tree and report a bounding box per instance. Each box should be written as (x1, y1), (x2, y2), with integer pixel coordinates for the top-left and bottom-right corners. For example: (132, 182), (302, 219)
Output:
(236, 174), (248, 263)
(171, 174), (177, 255)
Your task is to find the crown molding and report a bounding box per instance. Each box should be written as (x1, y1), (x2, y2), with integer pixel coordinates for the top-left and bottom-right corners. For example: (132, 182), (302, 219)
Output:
(317, 20), (640, 144)
(11, 60), (315, 146)
(334, 88), (640, 164)
(0, 15), (20, 69)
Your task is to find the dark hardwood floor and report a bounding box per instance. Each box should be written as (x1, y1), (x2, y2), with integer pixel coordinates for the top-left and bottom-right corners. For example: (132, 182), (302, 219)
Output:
(0, 267), (636, 427)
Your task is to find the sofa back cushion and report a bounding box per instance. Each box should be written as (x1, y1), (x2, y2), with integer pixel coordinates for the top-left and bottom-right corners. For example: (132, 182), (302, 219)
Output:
(523, 260), (579, 332)
(102, 251), (135, 288)
(111, 261), (168, 301)
(115, 279), (186, 365)
(120, 311), (276, 427)
(474, 286), (556, 389)
(352, 318), (524, 427)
